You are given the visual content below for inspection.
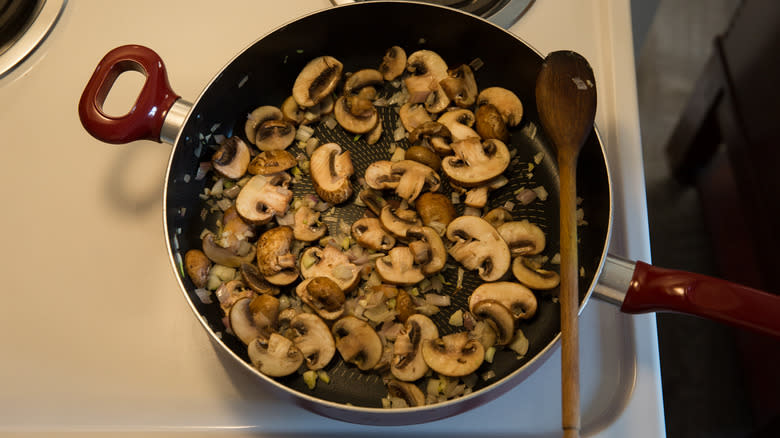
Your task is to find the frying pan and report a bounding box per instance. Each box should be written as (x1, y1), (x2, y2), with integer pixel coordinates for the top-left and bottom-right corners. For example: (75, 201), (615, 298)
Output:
(78, 1), (780, 426)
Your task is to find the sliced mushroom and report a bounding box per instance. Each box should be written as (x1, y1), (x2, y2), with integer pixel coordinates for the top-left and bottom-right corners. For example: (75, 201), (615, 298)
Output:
(408, 121), (452, 156)
(248, 333), (304, 377)
(437, 108), (479, 142)
(471, 299), (515, 345)
(245, 106), (283, 146)
(358, 187), (387, 216)
(497, 220), (546, 255)
(215, 279), (254, 314)
(404, 50), (449, 108)
(295, 277), (346, 320)
(404, 145), (441, 171)
(407, 50), (448, 81)
(184, 249), (211, 288)
(386, 380), (426, 407)
(512, 256), (560, 290)
(380, 204), (422, 238)
(424, 83), (451, 114)
(440, 64), (478, 108)
(421, 332), (484, 377)
(446, 216), (511, 282)
(395, 288), (416, 324)
(366, 117), (383, 145)
(351, 217), (396, 251)
(290, 313), (336, 370)
(463, 175), (508, 209)
(442, 138), (511, 187)
(255, 226), (298, 286)
(475, 103), (509, 143)
(332, 316), (384, 371)
(391, 160), (441, 202)
(202, 233), (256, 268)
(391, 314), (439, 382)
(310, 142), (354, 204)
(255, 119), (296, 151)
(415, 192), (456, 232)
(292, 56), (343, 108)
(344, 69), (383, 95)
(406, 226), (446, 275)
(469, 281), (538, 320)
(404, 73), (437, 105)
(247, 149), (297, 175)
(334, 95), (378, 134)
(229, 295), (277, 345)
(301, 95), (335, 125)
(375, 247), (425, 286)
(235, 172), (293, 224)
(364, 160), (399, 191)
(216, 205), (255, 250)
(483, 206), (513, 229)
(399, 103), (433, 132)
(293, 205), (327, 242)
(299, 246), (361, 291)
(476, 87), (523, 127)
(281, 95), (305, 124)
(379, 45), (407, 81)
(212, 136), (251, 179)
(239, 263), (280, 295)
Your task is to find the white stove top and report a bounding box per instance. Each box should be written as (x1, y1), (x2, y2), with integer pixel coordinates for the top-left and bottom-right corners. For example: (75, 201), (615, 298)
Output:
(0, 0), (664, 436)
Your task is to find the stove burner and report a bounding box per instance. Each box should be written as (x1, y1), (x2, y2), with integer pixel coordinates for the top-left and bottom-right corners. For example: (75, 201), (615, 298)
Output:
(0, 0), (65, 78)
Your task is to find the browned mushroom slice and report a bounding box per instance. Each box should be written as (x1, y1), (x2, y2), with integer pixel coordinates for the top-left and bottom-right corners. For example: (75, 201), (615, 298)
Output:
(245, 106), (283, 146)
(405, 50), (448, 107)
(255, 226), (298, 286)
(379, 45), (407, 81)
(358, 187), (387, 216)
(300, 95), (335, 125)
(408, 121), (452, 156)
(292, 56), (343, 108)
(407, 226), (447, 275)
(437, 108), (479, 142)
(309, 142), (354, 204)
(469, 281), (538, 320)
(295, 277), (346, 320)
(293, 206), (327, 242)
(215, 280), (254, 315)
(463, 176), (508, 209)
(364, 160), (399, 191)
(379, 204), (422, 238)
(476, 87), (524, 127)
(202, 233), (256, 268)
(422, 332), (484, 377)
(415, 192), (456, 232)
(366, 117), (383, 145)
(483, 206), (513, 229)
(280, 96), (305, 124)
(446, 216), (511, 282)
(229, 295), (278, 345)
(512, 256), (561, 290)
(375, 247), (425, 286)
(239, 263), (280, 295)
(404, 145), (441, 171)
(212, 136), (251, 179)
(334, 95), (378, 134)
(247, 149), (297, 175)
(442, 138), (511, 187)
(440, 64), (478, 108)
(471, 299), (515, 345)
(290, 313), (336, 370)
(344, 69), (384, 96)
(399, 103), (433, 132)
(351, 217), (396, 251)
(332, 316), (384, 371)
(299, 246), (361, 292)
(386, 380), (426, 407)
(365, 160), (440, 203)
(184, 249), (211, 288)
(255, 119), (296, 151)
(248, 333), (304, 377)
(497, 220), (546, 255)
(235, 172), (293, 225)
(475, 103), (509, 143)
(391, 314), (439, 382)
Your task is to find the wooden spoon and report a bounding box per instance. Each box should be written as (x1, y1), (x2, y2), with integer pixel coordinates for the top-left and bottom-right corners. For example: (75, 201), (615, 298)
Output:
(535, 51), (597, 438)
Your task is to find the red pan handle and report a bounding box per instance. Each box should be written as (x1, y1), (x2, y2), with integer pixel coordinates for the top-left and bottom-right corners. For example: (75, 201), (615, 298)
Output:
(621, 261), (780, 338)
(78, 45), (179, 144)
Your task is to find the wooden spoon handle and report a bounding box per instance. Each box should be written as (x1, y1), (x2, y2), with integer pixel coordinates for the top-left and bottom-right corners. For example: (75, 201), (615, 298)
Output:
(559, 150), (580, 438)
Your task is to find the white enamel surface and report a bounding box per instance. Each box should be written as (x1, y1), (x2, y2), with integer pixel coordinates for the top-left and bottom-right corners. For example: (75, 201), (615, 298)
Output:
(0, 0), (663, 436)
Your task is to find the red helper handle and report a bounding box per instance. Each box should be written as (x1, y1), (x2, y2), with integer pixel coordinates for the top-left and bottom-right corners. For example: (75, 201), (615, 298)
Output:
(622, 261), (780, 338)
(78, 45), (179, 144)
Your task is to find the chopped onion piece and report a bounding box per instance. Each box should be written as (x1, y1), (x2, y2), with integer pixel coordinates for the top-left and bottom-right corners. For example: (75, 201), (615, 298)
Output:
(516, 188), (537, 205)
(194, 288), (213, 304)
(456, 268), (464, 290)
(196, 162), (212, 181)
(449, 309), (464, 326)
(390, 146), (406, 162)
(296, 125), (315, 142)
(508, 328), (529, 357)
(532, 186), (549, 201)
(425, 293), (451, 307)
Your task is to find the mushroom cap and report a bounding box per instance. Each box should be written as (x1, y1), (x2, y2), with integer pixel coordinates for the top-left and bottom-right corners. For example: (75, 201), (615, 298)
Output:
(379, 45), (407, 81)
(512, 256), (561, 290)
(295, 277), (346, 320)
(406, 226), (446, 275)
(406, 50), (448, 81)
(391, 314), (439, 382)
(421, 332), (485, 377)
(380, 204), (422, 238)
(415, 192), (457, 231)
(334, 95), (379, 134)
(235, 173), (293, 224)
(424, 82), (451, 114)
(446, 216), (511, 282)
(475, 103), (510, 143)
(471, 299), (515, 345)
(497, 220), (546, 256)
(229, 296), (273, 345)
(404, 145), (441, 171)
(469, 281), (538, 320)
(245, 106), (283, 145)
(399, 103), (433, 132)
(293, 205), (327, 242)
(247, 149), (297, 175)
(483, 206), (513, 229)
(212, 136), (251, 179)
(202, 233), (256, 268)
(408, 121), (452, 156)
(386, 380), (426, 407)
(184, 249), (211, 289)
(437, 108), (480, 142)
(309, 142), (354, 205)
(292, 56), (343, 108)
(290, 313), (336, 370)
(239, 263), (280, 295)
(254, 119), (296, 151)
(299, 246), (361, 291)
(351, 217), (396, 251)
(375, 246), (425, 286)
(477, 86), (523, 127)
(332, 316), (384, 371)
(442, 138), (511, 187)
(344, 69), (384, 95)
(248, 333), (304, 377)
(395, 288), (416, 324)
(280, 95), (305, 124)
(440, 64), (478, 108)
(389, 160), (441, 203)
(255, 226), (296, 276)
